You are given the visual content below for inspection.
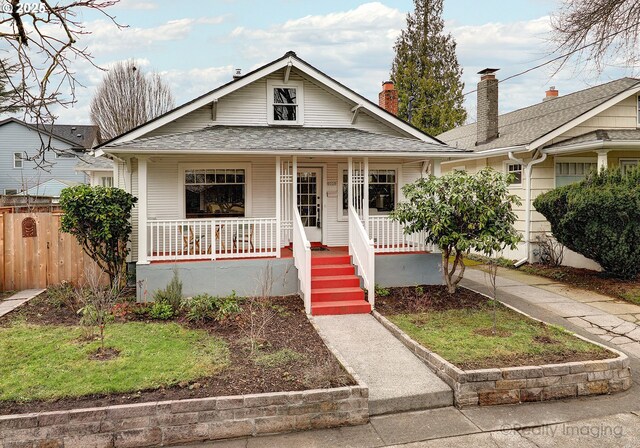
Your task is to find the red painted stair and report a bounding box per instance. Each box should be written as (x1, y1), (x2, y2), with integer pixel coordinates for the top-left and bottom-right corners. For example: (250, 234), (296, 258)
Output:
(310, 253), (371, 316)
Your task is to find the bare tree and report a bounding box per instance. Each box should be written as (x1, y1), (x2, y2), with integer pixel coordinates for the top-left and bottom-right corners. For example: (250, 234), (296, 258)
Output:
(1, 0), (124, 168)
(90, 60), (175, 140)
(552, 0), (640, 70)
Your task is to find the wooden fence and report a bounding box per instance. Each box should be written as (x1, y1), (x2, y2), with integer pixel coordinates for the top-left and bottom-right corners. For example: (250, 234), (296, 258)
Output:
(0, 212), (102, 291)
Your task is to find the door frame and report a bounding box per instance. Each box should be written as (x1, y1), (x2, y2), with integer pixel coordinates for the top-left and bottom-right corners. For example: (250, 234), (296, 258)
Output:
(297, 163), (327, 244)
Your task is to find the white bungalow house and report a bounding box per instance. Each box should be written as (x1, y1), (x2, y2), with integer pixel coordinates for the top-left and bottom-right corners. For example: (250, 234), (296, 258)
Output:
(95, 51), (468, 315)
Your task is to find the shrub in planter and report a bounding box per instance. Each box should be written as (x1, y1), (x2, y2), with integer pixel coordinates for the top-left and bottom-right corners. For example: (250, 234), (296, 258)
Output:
(184, 292), (242, 323)
(533, 167), (640, 279)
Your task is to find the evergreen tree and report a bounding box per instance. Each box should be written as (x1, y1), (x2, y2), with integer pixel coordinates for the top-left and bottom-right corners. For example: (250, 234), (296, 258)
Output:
(0, 59), (21, 114)
(391, 0), (467, 135)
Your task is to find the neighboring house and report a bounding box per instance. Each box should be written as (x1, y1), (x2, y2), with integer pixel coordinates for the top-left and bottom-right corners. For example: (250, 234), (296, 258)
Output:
(76, 154), (114, 187)
(95, 51), (468, 314)
(438, 70), (640, 269)
(17, 179), (82, 200)
(0, 117), (101, 195)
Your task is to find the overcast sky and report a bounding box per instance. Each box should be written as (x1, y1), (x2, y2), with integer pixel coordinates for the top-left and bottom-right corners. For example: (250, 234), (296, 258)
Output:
(9, 0), (636, 125)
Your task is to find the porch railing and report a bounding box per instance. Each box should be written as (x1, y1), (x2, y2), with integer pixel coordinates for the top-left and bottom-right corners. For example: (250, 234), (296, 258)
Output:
(368, 215), (431, 253)
(292, 208), (312, 314)
(147, 217), (278, 261)
(349, 205), (375, 308)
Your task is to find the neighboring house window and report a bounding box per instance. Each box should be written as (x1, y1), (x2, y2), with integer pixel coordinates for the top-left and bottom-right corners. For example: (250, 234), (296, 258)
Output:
(13, 152), (23, 169)
(4, 189), (18, 195)
(555, 160), (597, 187)
(267, 80), (304, 125)
(184, 169), (246, 218)
(340, 169), (397, 218)
(620, 159), (640, 175)
(100, 176), (113, 187)
(506, 163), (522, 186)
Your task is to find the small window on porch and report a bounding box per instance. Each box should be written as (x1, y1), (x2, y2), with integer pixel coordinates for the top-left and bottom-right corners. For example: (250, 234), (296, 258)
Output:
(185, 169), (245, 218)
(341, 169), (396, 217)
(621, 159), (640, 176)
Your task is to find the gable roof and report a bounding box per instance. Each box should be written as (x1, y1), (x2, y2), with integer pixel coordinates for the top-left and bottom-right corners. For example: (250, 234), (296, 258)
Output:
(0, 117), (99, 150)
(438, 77), (640, 153)
(101, 125), (466, 157)
(96, 51), (444, 152)
(75, 153), (114, 171)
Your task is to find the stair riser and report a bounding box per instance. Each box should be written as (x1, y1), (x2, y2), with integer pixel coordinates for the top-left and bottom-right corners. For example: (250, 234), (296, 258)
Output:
(312, 266), (355, 276)
(312, 277), (360, 289)
(311, 255), (351, 266)
(312, 304), (371, 315)
(312, 291), (365, 302)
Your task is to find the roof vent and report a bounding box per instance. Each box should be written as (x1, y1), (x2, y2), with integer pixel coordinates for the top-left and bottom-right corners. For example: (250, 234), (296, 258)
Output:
(71, 126), (76, 131)
(77, 134), (82, 138)
(233, 69), (242, 80)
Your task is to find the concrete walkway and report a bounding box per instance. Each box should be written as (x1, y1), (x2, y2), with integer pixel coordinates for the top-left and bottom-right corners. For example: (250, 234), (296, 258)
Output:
(313, 314), (453, 415)
(463, 267), (640, 359)
(0, 289), (44, 318)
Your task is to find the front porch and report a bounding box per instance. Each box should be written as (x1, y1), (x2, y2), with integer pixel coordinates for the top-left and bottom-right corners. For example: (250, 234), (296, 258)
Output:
(135, 155), (440, 314)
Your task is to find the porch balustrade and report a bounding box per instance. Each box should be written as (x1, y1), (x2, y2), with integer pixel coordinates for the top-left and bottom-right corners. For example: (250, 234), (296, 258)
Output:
(367, 215), (433, 253)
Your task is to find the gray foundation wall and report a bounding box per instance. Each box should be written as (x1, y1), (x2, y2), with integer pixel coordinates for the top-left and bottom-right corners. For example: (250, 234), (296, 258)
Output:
(137, 253), (443, 301)
(374, 253), (443, 287)
(136, 258), (298, 301)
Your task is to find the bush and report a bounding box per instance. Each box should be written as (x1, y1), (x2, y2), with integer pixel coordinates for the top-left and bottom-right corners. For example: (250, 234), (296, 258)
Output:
(153, 269), (183, 311)
(533, 167), (640, 279)
(184, 292), (242, 323)
(47, 281), (78, 311)
(149, 302), (174, 320)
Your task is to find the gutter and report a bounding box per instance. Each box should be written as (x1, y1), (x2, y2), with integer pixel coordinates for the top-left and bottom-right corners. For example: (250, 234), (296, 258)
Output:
(542, 139), (640, 155)
(99, 149), (472, 158)
(508, 150), (547, 267)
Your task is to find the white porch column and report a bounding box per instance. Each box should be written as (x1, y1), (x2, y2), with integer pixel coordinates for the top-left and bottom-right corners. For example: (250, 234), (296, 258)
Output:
(137, 156), (149, 265)
(432, 159), (442, 177)
(363, 157), (369, 231)
(292, 156), (298, 213)
(275, 156), (281, 258)
(596, 149), (609, 171)
(347, 157), (353, 211)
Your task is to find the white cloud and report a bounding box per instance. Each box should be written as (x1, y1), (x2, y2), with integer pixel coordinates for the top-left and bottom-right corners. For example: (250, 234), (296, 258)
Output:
(112, 0), (158, 10)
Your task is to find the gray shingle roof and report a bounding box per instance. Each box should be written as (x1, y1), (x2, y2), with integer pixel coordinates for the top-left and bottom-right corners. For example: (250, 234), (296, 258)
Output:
(47, 124), (101, 149)
(438, 78), (640, 151)
(546, 129), (640, 148)
(75, 154), (114, 171)
(102, 126), (466, 154)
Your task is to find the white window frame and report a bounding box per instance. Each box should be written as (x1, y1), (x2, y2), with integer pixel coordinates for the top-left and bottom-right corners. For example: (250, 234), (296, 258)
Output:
(99, 176), (114, 187)
(554, 157), (597, 187)
(13, 152), (23, 169)
(177, 163), (252, 220)
(337, 163), (402, 222)
(266, 79), (304, 125)
(4, 188), (18, 195)
(504, 162), (523, 187)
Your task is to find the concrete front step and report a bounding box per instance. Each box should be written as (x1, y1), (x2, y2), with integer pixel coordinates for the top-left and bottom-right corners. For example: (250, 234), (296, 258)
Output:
(312, 275), (361, 289)
(311, 300), (372, 315)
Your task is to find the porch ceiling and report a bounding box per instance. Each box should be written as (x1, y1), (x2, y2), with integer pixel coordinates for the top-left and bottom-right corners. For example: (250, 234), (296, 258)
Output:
(101, 125), (469, 156)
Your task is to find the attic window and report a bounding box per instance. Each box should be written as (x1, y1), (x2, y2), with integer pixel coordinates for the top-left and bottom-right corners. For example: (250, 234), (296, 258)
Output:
(267, 79), (303, 125)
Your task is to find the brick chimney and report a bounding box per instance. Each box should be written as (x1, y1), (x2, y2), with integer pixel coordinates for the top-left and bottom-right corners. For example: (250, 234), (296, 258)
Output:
(544, 86), (559, 102)
(379, 81), (398, 116)
(476, 68), (499, 145)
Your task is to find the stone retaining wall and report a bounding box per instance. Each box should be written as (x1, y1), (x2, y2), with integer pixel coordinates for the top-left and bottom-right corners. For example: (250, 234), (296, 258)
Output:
(0, 386), (368, 447)
(372, 310), (631, 408)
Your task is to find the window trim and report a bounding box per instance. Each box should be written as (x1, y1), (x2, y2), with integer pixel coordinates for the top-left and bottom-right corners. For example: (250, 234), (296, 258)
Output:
(554, 157), (597, 188)
(266, 79), (304, 125)
(176, 163), (252, 220)
(620, 158), (640, 175)
(504, 161), (523, 187)
(99, 176), (114, 187)
(13, 152), (23, 169)
(337, 163), (402, 222)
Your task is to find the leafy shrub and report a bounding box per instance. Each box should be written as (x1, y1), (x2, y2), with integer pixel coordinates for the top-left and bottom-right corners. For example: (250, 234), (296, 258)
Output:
(534, 167), (640, 279)
(184, 292), (242, 323)
(375, 284), (390, 297)
(149, 302), (174, 320)
(47, 281), (78, 311)
(153, 269), (183, 311)
(254, 348), (304, 368)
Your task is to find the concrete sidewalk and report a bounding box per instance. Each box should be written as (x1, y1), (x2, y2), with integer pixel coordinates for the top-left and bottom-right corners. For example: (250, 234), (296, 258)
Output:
(0, 289), (44, 318)
(313, 314), (453, 416)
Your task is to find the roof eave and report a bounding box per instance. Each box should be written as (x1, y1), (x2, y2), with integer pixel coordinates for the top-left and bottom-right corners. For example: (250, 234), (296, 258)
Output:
(101, 148), (469, 158)
(543, 139), (640, 155)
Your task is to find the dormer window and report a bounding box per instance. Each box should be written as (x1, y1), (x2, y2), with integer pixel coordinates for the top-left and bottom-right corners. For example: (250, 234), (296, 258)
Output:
(267, 79), (304, 125)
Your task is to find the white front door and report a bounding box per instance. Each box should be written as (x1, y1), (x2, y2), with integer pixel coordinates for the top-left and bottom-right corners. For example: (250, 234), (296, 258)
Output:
(297, 168), (322, 243)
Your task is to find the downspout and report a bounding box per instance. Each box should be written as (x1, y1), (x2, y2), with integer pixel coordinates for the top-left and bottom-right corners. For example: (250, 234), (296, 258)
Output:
(508, 151), (547, 267)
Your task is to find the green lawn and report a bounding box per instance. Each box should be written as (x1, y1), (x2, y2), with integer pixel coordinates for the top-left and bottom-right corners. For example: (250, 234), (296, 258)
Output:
(388, 305), (610, 369)
(0, 322), (229, 402)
